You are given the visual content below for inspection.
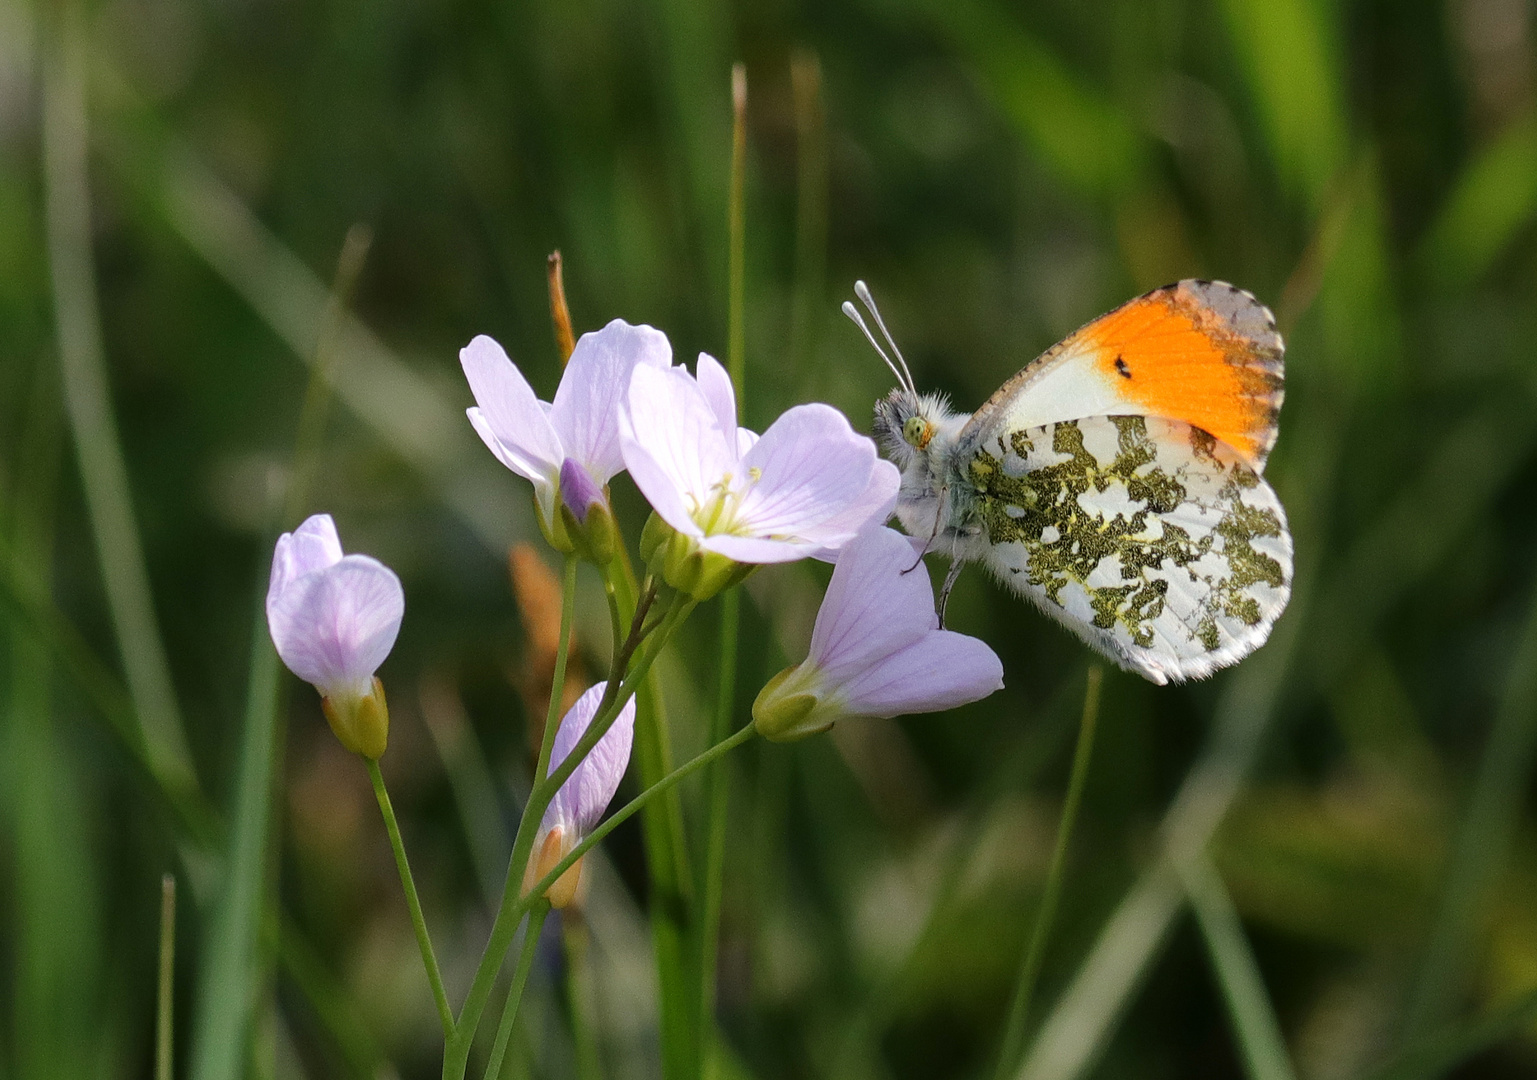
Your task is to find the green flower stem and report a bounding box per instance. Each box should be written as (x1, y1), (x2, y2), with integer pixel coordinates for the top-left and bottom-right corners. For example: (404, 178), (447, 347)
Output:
(446, 578), (679, 1078)
(698, 586), (739, 1063)
(368, 757), (453, 1037)
(537, 556), (581, 787)
(992, 666), (1103, 1080)
(603, 557), (697, 1080)
(483, 902), (550, 1080)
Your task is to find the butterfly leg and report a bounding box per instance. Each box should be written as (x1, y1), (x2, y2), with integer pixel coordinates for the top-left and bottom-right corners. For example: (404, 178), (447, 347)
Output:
(937, 557), (966, 627)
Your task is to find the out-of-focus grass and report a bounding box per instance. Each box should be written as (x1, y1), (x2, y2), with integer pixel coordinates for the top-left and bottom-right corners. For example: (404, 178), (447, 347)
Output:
(4, 0), (1537, 1078)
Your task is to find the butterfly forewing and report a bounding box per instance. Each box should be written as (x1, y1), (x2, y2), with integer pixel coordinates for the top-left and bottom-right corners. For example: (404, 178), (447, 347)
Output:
(964, 414), (1292, 684)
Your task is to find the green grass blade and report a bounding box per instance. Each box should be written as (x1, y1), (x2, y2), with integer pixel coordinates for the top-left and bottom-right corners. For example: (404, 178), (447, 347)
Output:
(1180, 856), (1297, 1080)
(1417, 111), (1537, 290)
(158, 874), (177, 1080)
(40, 0), (196, 797)
(6, 344), (101, 1080)
(1401, 572), (1537, 1034)
(1363, 985), (1537, 1080)
(1219, 0), (1347, 209)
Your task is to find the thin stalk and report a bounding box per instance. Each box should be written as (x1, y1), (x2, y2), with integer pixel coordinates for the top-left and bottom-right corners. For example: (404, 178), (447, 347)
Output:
(446, 574), (659, 1077)
(993, 667), (1103, 1080)
(604, 556), (696, 1080)
(367, 759), (453, 1036)
(157, 874), (177, 1080)
(41, 0), (197, 799)
(484, 903), (551, 1080)
(1180, 855), (1296, 1080)
(700, 69), (747, 1065)
(564, 915), (604, 1080)
(536, 557), (581, 787)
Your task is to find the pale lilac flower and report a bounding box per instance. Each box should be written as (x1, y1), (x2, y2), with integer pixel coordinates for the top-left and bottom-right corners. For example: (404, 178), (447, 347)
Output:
(266, 514), (404, 757)
(461, 320), (672, 536)
(621, 352), (899, 565)
(753, 526), (1003, 741)
(523, 682), (636, 908)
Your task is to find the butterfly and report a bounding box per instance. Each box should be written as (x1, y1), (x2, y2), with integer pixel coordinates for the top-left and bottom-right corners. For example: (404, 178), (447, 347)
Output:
(844, 279), (1292, 685)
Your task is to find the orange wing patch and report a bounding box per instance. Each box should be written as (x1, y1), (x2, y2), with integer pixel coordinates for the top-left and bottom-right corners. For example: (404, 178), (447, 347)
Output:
(1072, 281), (1284, 468)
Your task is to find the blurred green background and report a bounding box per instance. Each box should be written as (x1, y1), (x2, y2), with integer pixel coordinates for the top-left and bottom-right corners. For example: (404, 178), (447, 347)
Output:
(5, 0), (1537, 1077)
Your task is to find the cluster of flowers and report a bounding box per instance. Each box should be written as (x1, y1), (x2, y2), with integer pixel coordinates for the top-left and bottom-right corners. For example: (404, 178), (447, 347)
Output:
(266, 319), (1004, 907)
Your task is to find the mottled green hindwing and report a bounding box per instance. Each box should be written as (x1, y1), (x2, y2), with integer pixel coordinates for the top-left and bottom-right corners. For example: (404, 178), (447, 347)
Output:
(964, 415), (1292, 683)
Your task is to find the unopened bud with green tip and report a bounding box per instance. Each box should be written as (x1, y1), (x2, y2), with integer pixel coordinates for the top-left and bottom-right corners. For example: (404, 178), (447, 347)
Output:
(753, 526), (1004, 743)
(267, 514), (404, 759)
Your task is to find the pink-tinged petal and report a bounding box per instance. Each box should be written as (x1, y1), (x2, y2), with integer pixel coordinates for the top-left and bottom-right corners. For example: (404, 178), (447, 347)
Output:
(267, 554), (404, 699)
(542, 683), (636, 839)
(833, 630), (1003, 718)
(736, 404), (876, 537)
(695, 352), (737, 437)
(700, 533), (822, 564)
(809, 527), (935, 684)
(622, 364), (736, 533)
(267, 514), (343, 612)
(550, 321), (673, 483)
(805, 460), (901, 560)
(460, 335), (564, 480)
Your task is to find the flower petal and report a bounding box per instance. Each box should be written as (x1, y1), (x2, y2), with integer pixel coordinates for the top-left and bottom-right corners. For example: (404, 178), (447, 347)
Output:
(808, 526), (936, 684)
(805, 459), (901, 560)
(736, 404), (876, 538)
(543, 683), (637, 839)
(267, 554), (404, 699)
(695, 352), (737, 437)
(833, 629), (1003, 719)
(700, 533), (822, 564)
(461, 335), (564, 481)
(550, 321), (673, 483)
(267, 514), (343, 613)
(622, 364), (736, 536)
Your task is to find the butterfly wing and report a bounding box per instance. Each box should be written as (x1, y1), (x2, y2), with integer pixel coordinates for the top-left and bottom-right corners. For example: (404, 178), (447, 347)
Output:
(962, 414), (1291, 684)
(958, 280), (1284, 471)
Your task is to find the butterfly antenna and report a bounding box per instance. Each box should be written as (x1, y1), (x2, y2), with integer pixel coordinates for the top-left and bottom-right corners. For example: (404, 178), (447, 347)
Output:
(854, 280), (916, 394)
(842, 300), (910, 392)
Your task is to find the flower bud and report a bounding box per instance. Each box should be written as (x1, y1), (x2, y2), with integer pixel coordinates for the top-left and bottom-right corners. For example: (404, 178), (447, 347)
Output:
(321, 675), (391, 759)
(522, 824), (584, 909)
(556, 459), (618, 565)
(640, 513), (755, 601)
(752, 664), (837, 741)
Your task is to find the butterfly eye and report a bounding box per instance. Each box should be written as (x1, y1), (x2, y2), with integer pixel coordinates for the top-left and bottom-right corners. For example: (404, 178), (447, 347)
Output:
(902, 416), (931, 449)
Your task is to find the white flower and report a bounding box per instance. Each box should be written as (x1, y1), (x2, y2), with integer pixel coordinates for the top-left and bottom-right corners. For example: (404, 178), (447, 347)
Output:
(461, 319), (672, 537)
(523, 683), (636, 908)
(266, 514), (404, 757)
(621, 352), (899, 565)
(753, 526), (1003, 740)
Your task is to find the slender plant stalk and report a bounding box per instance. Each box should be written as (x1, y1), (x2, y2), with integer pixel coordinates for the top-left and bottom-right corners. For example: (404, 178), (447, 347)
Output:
(446, 562), (639, 1077)
(40, 0), (197, 798)
(484, 903), (551, 1080)
(697, 61), (749, 1073)
(368, 759), (453, 1036)
(1402, 570), (1537, 1034)
(157, 874), (177, 1080)
(536, 556), (581, 787)
(993, 666), (1103, 1080)
(604, 557), (697, 1080)
(1180, 855), (1297, 1080)
(563, 915), (604, 1080)
(191, 216), (371, 1080)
